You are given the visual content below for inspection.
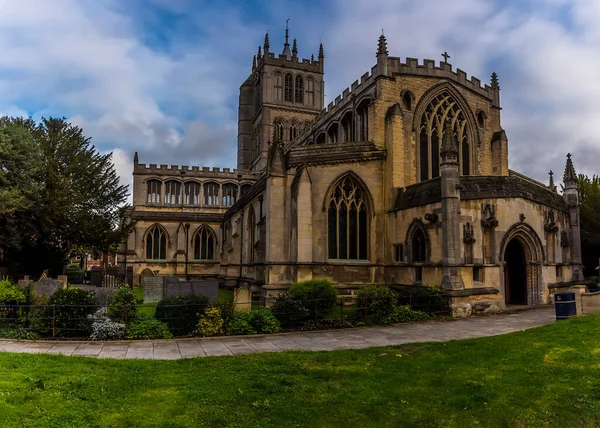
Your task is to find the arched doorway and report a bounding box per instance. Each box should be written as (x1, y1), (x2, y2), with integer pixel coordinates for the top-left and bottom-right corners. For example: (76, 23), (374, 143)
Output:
(504, 238), (528, 305)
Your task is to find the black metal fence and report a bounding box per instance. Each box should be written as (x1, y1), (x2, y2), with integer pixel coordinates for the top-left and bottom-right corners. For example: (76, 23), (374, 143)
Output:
(0, 294), (451, 340)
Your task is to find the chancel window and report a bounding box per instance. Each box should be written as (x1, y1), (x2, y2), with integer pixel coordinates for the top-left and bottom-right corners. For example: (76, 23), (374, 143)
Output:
(418, 91), (471, 182)
(294, 75), (304, 103)
(327, 176), (369, 260)
(289, 123), (298, 141)
(147, 180), (162, 204)
(203, 182), (219, 206)
(193, 225), (215, 260)
(146, 224), (167, 260)
(407, 223), (428, 263)
(284, 73), (293, 102)
(165, 180), (181, 205)
(222, 183), (238, 206)
(184, 181), (201, 205)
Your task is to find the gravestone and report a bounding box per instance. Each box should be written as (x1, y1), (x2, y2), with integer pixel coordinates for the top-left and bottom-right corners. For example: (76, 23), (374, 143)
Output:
(143, 276), (165, 303)
(164, 280), (219, 303)
(18, 279), (33, 289)
(57, 275), (68, 288)
(234, 286), (251, 311)
(34, 278), (61, 297)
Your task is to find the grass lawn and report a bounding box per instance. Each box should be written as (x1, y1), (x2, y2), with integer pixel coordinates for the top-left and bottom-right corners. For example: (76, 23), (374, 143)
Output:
(1, 316), (600, 426)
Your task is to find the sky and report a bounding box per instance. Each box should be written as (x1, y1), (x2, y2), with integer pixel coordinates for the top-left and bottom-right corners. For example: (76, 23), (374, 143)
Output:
(0, 0), (598, 198)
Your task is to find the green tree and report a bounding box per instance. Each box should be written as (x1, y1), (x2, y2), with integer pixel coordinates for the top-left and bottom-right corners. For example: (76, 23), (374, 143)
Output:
(578, 174), (600, 277)
(0, 116), (133, 276)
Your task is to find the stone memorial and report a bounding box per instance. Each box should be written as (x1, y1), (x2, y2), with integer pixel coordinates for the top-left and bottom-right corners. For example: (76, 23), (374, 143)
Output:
(163, 279), (219, 303)
(33, 278), (61, 298)
(234, 286), (251, 311)
(143, 276), (165, 303)
(57, 275), (68, 288)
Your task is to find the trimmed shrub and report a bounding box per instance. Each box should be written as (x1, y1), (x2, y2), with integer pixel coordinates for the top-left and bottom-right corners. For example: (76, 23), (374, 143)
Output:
(252, 309), (280, 334)
(107, 286), (139, 323)
(227, 311), (256, 335)
(272, 279), (337, 323)
(195, 307), (224, 337)
(396, 285), (449, 314)
(42, 287), (97, 337)
(356, 285), (396, 324)
(226, 309), (281, 335)
(155, 294), (209, 336)
(88, 308), (125, 340)
(214, 300), (235, 326)
(126, 316), (173, 340)
(0, 328), (40, 340)
(0, 279), (27, 327)
(66, 264), (85, 284)
(385, 305), (433, 324)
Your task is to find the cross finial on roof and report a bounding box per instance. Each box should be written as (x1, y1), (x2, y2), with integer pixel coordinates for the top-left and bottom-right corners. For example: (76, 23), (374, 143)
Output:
(442, 51), (450, 62)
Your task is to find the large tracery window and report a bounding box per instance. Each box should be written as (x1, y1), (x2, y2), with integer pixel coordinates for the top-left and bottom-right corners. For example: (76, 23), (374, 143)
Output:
(146, 224), (167, 260)
(184, 181), (201, 205)
(418, 91), (471, 182)
(222, 183), (238, 206)
(193, 225), (215, 260)
(294, 75), (304, 103)
(147, 180), (162, 204)
(327, 176), (369, 260)
(203, 182), (219, 206)
(165, 180), (181, 205)
(284, 73), (293, 102)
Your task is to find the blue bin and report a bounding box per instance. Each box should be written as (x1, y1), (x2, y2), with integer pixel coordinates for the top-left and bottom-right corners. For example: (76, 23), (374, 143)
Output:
(554, 291), (576, 321)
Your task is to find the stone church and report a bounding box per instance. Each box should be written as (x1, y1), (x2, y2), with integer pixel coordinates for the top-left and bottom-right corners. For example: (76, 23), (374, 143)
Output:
(122, 28), (583, 316)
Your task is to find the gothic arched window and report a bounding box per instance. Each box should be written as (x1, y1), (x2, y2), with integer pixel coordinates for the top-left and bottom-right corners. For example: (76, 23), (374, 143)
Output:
(222, 183), (238, 206)
(406, 221), (429, 263)
(146, 224), (167, 260)
(193, 225), (215, 260)
(184, 181), (201, 205)
(306, 77), (315, 106)
(203, 182), (219, 206)
(294, 75), (304, 103)
(165, 180), (181, 205)
(418, 90), (471, 182)
(327, 123), (339, 144)
(356, 98), (370, 141)
(240, 183), (252, 196)
(147, 180), (162, 204)
(327, 175), (369, 260)
(284, 73), (293, 102)
(274, 72), (283, 101)
(289, 122), (298, 141)
(341, 111), (353, 142)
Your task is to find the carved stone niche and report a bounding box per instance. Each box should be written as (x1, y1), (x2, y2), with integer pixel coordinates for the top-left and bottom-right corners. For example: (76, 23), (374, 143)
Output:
(481, 204), (498, 229)
(544, 211), (559, 233)
(561, 230), (570, 248)
(463, 222), (476, 244)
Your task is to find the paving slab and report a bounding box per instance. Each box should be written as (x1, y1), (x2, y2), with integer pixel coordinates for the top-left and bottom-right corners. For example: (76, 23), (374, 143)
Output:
(0, 307), (556, 360)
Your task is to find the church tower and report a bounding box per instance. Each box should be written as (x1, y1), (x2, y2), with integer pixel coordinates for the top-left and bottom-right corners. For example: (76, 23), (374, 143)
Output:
(237, 24), (325, 172)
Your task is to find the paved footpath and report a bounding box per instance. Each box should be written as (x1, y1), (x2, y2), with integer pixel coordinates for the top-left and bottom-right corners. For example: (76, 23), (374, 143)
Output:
(0, 307), (555, 360)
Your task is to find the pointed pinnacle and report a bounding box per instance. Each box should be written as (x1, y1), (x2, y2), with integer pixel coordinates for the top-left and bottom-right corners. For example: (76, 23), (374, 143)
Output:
(491, 72), (500, 90)
(252, 55), (257, 70)
(264, 32), (270, 52)
(257, 45), (262, 58)
(318, 42), (324, 58)
(292, 38), (298, 56)
(377, 34), (388, 56)
(563, 153), (577, 184)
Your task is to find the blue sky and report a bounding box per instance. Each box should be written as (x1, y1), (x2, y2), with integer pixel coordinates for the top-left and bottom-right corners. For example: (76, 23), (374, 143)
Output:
(0, 0), (598, 196)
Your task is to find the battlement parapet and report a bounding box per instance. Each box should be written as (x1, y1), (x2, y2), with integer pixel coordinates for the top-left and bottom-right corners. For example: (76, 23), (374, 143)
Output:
(257, 53), (322, 73)
(389, 57), (497, 102)
(134, 162), (258, 180)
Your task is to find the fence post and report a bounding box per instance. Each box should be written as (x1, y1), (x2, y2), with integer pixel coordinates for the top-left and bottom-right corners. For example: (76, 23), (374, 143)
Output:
(52, 304), (56, 338)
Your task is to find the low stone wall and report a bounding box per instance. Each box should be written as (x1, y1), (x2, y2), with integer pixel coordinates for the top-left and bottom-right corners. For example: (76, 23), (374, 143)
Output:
(571, 285), (600, 316)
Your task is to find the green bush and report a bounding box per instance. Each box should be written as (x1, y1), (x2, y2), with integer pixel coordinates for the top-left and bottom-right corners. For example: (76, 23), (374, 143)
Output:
(126, 316), (173, 340)
(0, 279), (27, 327)
(214, 300), (235, 326)
(227, 311), (256, 335)
(0, 328), (40, 340)
(195, 307), (224, 337)
(356, 285), (396, 324)
(107, 286), (140, 323)
(66, 264), (84, 284)
(42, 287), (97, 337)
(396, 285), (449, 314)
(155, 294), (209, 336)
(226, 309), (281, 335)
(272, 279), (338, 323)
(252, 309), (280, 334)
(385, 305), (433, 324)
